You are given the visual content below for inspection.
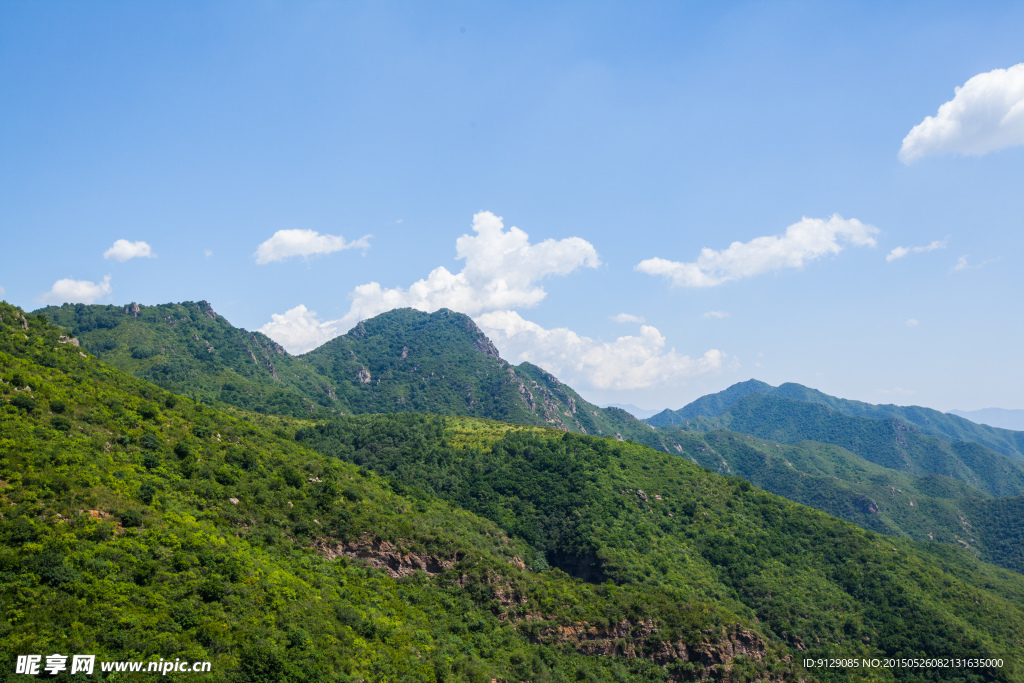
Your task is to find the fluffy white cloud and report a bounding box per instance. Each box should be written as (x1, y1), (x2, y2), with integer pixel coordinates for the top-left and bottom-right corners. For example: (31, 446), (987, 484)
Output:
(254, 229), (371, 264)
(104, 239), (155, 262)
(476, 310), (727, 391)
(899, 63), (1024, 164)
(636, 215), (878, 287)
(886, 238), (948, 262)
(906, 318), (919, 328)
(703, 311), (730, 319)
(260, 211), (602, 352)
(610, 313), (645, 323)
(38, 275), (112, 305)
(329, 210), (598, 323)
(258, 305), (343, 354)
(204, 249), (213, 258)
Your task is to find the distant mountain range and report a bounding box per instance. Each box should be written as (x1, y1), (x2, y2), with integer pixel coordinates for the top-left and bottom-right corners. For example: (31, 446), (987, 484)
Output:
(599, 403), (662, 419)
(648, 378), (1024, 462)
(951, 407), (1024, 431)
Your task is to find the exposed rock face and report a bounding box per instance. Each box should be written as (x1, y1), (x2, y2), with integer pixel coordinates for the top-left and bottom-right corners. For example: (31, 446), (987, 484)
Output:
(57, 335), (80, 346)
(199, 300), (217, 320)
(533, 620), (791, 682)
(125, 302), (141, 317)
(313, 537), (461, 578)
(357, 367), (371, 384)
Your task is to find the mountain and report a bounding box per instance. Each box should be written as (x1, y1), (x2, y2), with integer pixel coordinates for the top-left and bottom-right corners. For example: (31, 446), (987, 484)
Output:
(601, 403), (663, 419)
(649, 379), (1024, 462)
(0, 302), (794, 681)
(35, 302), (676, 451)
(658, 392), (1024, 499)
(952, 408), (1024, 432)
(7, 302), (1024, 679)
(34, 301), (338, 418)
(666, 429), (1024, 573)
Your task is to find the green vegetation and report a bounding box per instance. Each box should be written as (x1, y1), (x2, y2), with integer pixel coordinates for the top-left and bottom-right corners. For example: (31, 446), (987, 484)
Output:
(1, 302), (800, 681)
(35, 304), (667, 448)
(662, 429), (1024, 573)
(297, 413), (1024, 679)
(35, 301), (337, 418)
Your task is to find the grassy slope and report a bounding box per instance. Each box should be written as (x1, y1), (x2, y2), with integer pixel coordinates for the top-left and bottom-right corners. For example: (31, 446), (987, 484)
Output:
(297, 413), (1024, 682)
(1, 303), (799, 683)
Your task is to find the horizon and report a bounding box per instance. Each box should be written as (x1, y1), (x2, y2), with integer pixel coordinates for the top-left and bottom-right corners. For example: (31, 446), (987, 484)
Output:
(2, 2), (1022, 413)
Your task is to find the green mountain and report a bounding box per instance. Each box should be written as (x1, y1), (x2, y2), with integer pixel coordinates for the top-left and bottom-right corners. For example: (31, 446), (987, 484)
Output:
(6, 302), (1024, 680)
(34, 303), (674, 451)
(664, 429), (1024, 573)
(656, 392), (1024, 499)
(649, 380), (1024, 462)
(0, 302), (792, 682)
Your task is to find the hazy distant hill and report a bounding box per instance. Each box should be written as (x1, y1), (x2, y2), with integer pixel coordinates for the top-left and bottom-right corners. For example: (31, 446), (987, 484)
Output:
(952, 407), (1024, 431)
(657, 392), (1024, 498)
(649, 379), (1024, 462)
(35, 302), (673, 449)
(601, 403), (662, 419)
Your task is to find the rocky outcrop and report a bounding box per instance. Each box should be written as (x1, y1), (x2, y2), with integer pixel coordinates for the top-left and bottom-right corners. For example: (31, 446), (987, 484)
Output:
(124, 302), (141, 317)
(532, 620), (792, 682)
(313, 537), (462, 578)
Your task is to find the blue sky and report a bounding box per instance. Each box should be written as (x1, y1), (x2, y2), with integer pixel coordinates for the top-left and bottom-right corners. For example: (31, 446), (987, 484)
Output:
(2, 1), (1022, 412)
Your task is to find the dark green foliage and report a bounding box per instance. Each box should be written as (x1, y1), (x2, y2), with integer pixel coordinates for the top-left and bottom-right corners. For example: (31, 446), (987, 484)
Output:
(10, 393), (36, 413)
(50, 415), (71, 432)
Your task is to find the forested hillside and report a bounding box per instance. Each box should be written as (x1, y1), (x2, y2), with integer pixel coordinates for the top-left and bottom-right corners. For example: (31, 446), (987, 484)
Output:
(664, 429), (1024, 573)
(298, 413), (1024, 679)
(6, 302), (1024, 680)
(35, 303), (670, 449)
(1, 302), (796, 682)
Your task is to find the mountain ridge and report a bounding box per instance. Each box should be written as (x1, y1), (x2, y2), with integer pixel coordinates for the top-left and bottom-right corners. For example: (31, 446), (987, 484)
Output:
(649, 379), (1024, 461)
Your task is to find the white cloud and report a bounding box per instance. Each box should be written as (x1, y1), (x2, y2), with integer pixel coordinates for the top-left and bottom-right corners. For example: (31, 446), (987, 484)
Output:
(254, 229), (371, 264)
(952, 255), (998, 272)
(703, 311), (730, 319)
(476, 310), (728, 391)
(260, 211), (725, 391)
(899, 63), (1024, 163)
(636, 215), (878, 288)
(0, 285), (5, 296)
(610, 313), (645, 323)
(260, 211), (602, 352)
(204, 249), (213, 258)
(104, 239), (155, 262)
(258, 305), (342, 354)
(886, 238), (948, 262)
(38, 275), (112, 305)
(906, 318), (919, 328)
